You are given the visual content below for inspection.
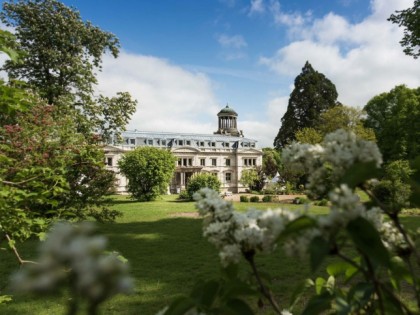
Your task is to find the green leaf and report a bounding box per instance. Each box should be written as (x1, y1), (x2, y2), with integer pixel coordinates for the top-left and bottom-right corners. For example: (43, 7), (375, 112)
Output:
(346, 217), (390, 268)
(327, 261), (354, 277)
(301, 292), (333, 315)
(315, 277), (326, 295)
(164, 297), (195, 315)
(225, 298), (255, 315)
(309, 236), (329, 272)
(340, 161), (381, 188)
(281, 215), (317, 238)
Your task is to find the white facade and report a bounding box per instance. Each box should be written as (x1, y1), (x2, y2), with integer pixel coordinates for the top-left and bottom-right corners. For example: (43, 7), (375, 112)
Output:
(104, 106), (263, 194)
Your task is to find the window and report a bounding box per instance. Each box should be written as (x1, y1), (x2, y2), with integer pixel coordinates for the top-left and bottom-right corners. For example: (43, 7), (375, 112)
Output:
(225, 173), (231, 183)
(178, 140), (184, 146)
(252, 159), (256, 166)
(200, 158), (205, 166)
(250, 143), (255, 148)
(106, 157), (113, 166)
(225, 142), (230, 148)
(147, 139), (153, 145)
(186, 140), (191, 146)
(200, 141), (205, 147)
(188, 158), (192, 166)
(178, 159), (182, 166)
(162, 140), (166, 146)
(211, 142), (216, 147)
(212, 158), (217, 166)
(225, 159), (231, 166)
(130, 138), (135, 145)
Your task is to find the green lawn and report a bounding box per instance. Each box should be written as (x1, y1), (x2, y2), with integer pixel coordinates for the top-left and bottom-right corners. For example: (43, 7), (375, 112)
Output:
(1, 195), (419, 315)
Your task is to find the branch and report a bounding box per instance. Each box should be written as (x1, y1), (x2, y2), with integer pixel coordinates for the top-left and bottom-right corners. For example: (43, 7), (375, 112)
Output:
(1, 176), (39, 186)
(4, 233), (38, 266)
(244, 251), (282, 314)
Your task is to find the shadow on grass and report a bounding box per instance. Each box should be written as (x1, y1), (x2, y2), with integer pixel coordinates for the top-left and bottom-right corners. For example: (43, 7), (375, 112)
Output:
(4, 213), (420, 315)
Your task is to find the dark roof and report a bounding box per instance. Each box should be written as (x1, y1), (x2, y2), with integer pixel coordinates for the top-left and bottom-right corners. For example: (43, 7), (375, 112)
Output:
(218, 105), (238, 116)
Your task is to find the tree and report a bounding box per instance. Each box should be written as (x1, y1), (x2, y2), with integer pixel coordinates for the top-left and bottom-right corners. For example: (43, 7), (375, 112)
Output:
(0, 0), (137, 139)
(262, 148), (281, 178)
(388, 0), (420, 59)
(118, 147), (176, 201)
(364, 85), (420, 162)
(295, 106), (376, 144)
(240, 167), (264, 191)
(186, 173), (221, 200)
(273, 61), (339, 149)
(0, 103), (119, 264)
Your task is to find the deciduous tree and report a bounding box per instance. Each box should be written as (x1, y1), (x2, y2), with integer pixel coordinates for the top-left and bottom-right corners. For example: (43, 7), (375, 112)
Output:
(118, 147), (176, 201)
(186, 173), (221, 200)
(364, 85), (420, 162)
(0, 0), (137, 139)
(388, 0), (420, 59)
(273, 61), (339, 149)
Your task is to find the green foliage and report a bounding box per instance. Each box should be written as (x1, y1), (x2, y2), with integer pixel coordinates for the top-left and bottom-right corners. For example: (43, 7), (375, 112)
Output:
(0, 29), (21, 62)
(388, 0), (420, 59)
(239, 195), (249, 202)
(295, 127), (323, 144)
(274, 61), (339, 149)
(186, 173), (221, 201)
(0, 0), (137, 140)
(177, 189), (190, 201)
(118, 147), (176, 201)
(364, 85), (420, 162)
(0, 104), (119, 246)
(372, 160), (414, 212)
(262, 195), (272, 202)
(262, 148), (281, 178)
(249, 196), (260, 202)
(240, 168), (264, 191)
(296, 106), (376, 144)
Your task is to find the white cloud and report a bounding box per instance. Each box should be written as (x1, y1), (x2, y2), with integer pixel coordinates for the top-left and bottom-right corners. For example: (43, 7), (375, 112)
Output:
(269, 0), (311, 27)
(261, 0), (420, 108)
(249, 0), (265, 15)
(240, 96), (289, 147)
(217, 34), (248, 49)
(96, 51), (220, 134)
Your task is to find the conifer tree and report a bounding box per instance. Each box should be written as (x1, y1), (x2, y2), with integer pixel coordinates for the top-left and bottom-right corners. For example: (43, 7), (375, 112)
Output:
(273, 61), (339, 149)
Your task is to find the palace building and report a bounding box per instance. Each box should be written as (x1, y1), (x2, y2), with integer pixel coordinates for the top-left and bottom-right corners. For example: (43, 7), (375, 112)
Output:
(104, 105), (263, 194)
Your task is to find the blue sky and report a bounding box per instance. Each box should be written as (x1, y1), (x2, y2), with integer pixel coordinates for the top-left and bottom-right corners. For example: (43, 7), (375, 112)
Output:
(2, 0), (420, 147)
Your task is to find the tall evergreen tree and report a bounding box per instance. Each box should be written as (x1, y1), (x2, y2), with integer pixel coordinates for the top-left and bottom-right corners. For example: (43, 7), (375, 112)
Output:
(273, 61), (339, 149)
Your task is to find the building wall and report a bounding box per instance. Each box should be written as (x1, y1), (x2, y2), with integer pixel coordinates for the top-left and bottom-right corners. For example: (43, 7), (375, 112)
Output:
(104, 131), (263, 194)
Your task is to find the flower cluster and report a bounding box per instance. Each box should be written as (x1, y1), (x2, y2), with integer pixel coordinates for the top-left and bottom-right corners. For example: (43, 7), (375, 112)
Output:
(194, 188), (297, 266)
(282, 129), (382, 198)
(11, 222), (133, 303)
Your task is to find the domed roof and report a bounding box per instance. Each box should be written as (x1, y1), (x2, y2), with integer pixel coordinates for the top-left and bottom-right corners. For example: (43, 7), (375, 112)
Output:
(217, 105), (238, 116)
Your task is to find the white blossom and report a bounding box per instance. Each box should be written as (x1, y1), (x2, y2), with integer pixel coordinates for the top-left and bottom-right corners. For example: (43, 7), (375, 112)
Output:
(11, 222), (133, 302)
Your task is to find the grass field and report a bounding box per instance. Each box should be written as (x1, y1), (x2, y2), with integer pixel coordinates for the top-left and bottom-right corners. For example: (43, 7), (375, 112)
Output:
(1, 195), (419, 315)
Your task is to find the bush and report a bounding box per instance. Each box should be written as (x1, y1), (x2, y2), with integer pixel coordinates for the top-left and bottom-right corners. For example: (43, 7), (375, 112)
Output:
(240, 195), (249, 202)
(186, 173), (221, 200)
(263, 188), (275, 195)
(293, 197), (309, 204)
(177, 190), (190, 201)
(262, 195), (272, 202)
(314, 199), (328, 206)
(250, 196), (260, 202)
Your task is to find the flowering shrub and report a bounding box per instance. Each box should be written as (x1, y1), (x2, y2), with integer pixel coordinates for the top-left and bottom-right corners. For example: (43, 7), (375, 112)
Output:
(162, 129), (420, 315)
